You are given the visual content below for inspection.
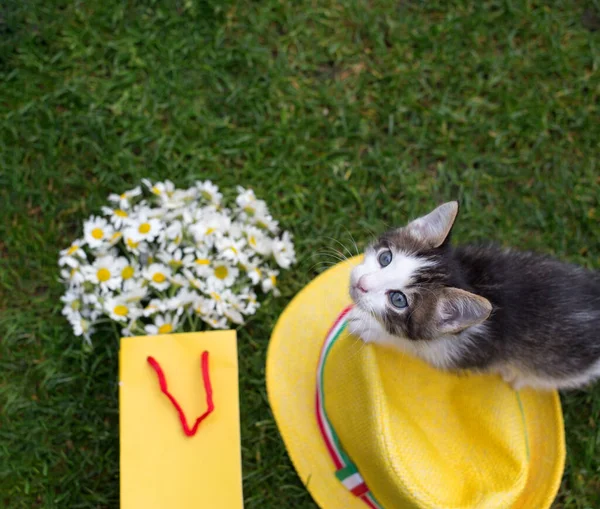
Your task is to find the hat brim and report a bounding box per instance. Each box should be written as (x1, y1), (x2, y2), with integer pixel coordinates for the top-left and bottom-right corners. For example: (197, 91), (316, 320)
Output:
(266, 257), (565, 509)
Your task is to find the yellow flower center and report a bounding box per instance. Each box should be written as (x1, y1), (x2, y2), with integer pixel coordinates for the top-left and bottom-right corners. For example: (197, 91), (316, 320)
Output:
(97, 268), (111, 282)
(138, 222), (151, 234)
(70, 300), (81, 310)
(111, 232), (122, 241)
(230, 246), (238, 254)
(152, 272), (166, 283)
(249, 236), (257, 247)
(255, 268), (262, 277)
(126, 238), (139, 248)
(151, 186), (161, 195)
(158, 323), (173, 334)
(200, 190), (213, 201)
(244, 206), (255, 216)
(91, 228), (104, 240)
(205, 227), (215, 235)
(122, 266), (134, 280)
(210, 292), (221, 302)
(256, 221), (268, 229)
(120, 193), (127, 199)
(270, 274), (277, 286)
(67, 245), (79, 255)
(115, 209), (128, 218)
(214, 266), (228, 280)
(114, 305), (128, 317)
(195, 258), (210, 265)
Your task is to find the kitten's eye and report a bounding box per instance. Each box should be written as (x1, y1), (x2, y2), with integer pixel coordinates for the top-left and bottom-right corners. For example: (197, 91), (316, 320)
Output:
(389, 291), (408, 309)
(378, 250), (392, 267)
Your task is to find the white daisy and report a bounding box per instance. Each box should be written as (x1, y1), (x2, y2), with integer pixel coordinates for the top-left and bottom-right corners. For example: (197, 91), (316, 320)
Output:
(202, 313), (228, 329)
(272, 231), (296, 269)
(60, 267), (86, 287)
(190, 248), (213, 277)
(204, 283), (228, 313)
(169, 272), (190, 289)
(84, 255), (124, 291)
(193, 295), (215, 316)
(188, 210), (231, 245)
(143, 298), (168, 317)
(104, 295), (138, 322)
(83, 216), (114, 249)
(261, 268), (280, 295)
(215, 236), (247, 264)
(67, 313), (94, 344)
(121, 280), (148, 303)
(118, 258), (138, 283)
(240, 287), (260, 315)
(254, 209), (280, 233)
(243, 257), (263, 285)
(182, 268), (207, 292)
(196, 180), (223, 205)
(124, 215), (162, 243)
(142, 179), (175, 199)
(157, 248), (195, 271)
(173, 288), (199, 308)
(161, 188), (194, 210)
(145, 313), (179, 335)
(120, 321), (136, 337)
(237, 190), (274, 230)
(208, 262), (239, 288)
(102, 206), (130, 228)
(235, 186), (258, 212)
(108, 186), (142, 209)
(221, 292), (245, 324)
(142, 263), (172, 291)
(244, 226), (272, 256)
(59, 240), (87, 268)
(122, 232), (147, 256)
(61, 290), (83, 319)
(159, 220), (183, 252)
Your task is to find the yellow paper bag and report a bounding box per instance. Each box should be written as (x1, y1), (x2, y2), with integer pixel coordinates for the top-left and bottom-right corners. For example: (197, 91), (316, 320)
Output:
(120, 331), (243, 509)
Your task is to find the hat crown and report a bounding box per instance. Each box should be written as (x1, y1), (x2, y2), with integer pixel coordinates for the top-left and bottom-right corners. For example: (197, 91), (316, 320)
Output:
(323, 327), (559, 509)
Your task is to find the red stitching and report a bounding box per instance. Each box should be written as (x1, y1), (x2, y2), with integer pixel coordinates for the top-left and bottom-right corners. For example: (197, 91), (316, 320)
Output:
(147, 351), (214, 437)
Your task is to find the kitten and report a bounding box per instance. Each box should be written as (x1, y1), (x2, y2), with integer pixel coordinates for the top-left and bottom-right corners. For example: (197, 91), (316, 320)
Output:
(347, 202), (600, 391)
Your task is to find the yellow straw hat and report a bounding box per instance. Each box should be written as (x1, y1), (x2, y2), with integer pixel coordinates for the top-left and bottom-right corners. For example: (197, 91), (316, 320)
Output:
(267, 257), (565, 509)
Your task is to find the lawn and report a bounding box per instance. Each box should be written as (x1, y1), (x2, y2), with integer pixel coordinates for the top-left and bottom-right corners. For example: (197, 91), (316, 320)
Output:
(0, 0), (599, 507)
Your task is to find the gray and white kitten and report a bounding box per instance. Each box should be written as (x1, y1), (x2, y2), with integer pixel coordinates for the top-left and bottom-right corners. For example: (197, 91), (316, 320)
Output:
(348, 202), (600, 391)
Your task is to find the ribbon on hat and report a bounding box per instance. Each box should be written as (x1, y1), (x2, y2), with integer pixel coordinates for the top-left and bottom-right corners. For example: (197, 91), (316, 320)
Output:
(315, 305), (385, 509)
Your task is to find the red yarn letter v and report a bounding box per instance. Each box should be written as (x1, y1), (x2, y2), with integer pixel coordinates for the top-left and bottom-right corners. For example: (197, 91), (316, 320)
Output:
(147, 351), (215, 437)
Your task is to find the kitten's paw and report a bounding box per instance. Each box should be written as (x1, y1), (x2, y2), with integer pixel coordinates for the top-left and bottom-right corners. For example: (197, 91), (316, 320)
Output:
(347, 308), (388, 344)
(497, 366), (527, 391)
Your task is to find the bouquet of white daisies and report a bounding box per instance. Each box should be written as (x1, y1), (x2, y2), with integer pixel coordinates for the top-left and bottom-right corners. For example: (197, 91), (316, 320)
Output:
(59, 179), (296, 344)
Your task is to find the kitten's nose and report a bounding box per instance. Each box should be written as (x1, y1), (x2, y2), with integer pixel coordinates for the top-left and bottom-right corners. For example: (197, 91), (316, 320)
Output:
(357, 276), (369, 293)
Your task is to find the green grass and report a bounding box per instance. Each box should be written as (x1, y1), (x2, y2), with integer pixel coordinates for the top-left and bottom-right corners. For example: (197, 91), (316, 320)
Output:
(1, 0), (599, 507)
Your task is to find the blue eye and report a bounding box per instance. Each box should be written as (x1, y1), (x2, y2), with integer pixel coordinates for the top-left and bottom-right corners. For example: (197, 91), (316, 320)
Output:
(389, 291), (408, 309)
(378, 250), (392, 267)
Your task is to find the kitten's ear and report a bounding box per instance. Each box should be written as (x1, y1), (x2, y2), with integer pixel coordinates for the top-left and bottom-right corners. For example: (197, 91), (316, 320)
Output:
(406, 201), (459, 248)
(435, 287), (492, 335)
